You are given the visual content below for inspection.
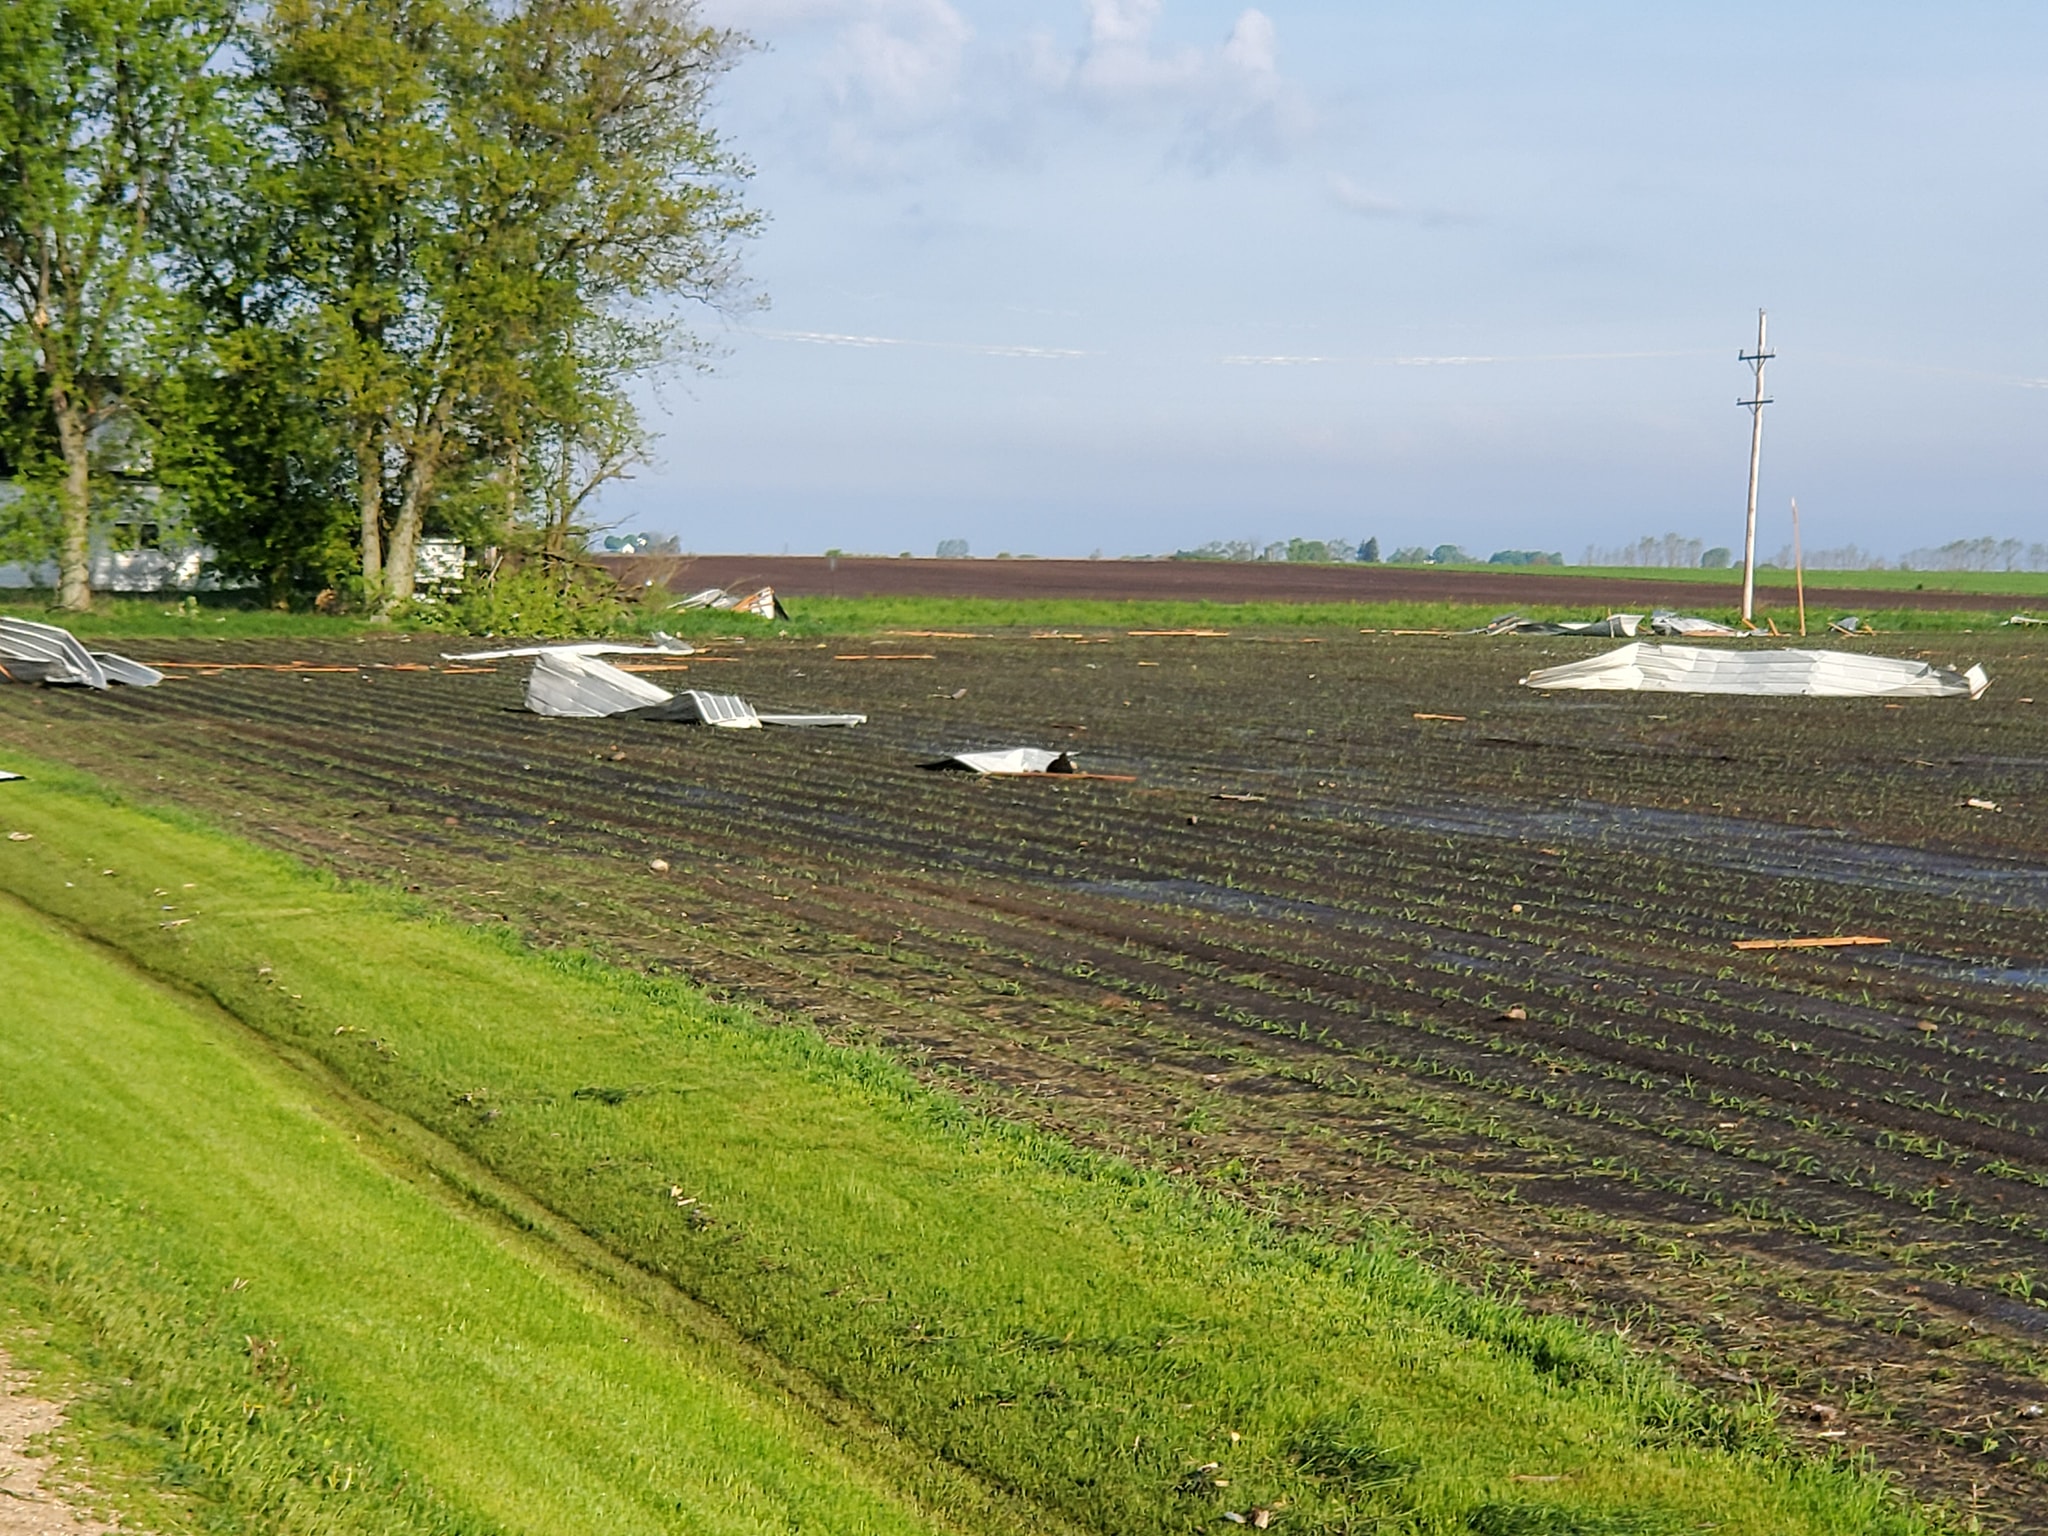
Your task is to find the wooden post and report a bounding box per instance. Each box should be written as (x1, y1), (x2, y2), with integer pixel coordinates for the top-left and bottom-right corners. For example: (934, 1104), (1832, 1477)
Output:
(1791, 497), (1807, 637)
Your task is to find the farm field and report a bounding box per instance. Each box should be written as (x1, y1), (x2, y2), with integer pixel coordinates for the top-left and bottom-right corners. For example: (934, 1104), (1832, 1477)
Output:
(0, 775), (1912, 1536)
(596, 552), (2048, 612)
(5, 625), (2048, 1523)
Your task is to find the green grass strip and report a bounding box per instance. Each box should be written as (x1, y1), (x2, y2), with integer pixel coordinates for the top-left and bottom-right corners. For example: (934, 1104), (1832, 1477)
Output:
(3, 589), (2030, 641)
(0, 759), (1930, 1535)
(0, 895), (966, 1536)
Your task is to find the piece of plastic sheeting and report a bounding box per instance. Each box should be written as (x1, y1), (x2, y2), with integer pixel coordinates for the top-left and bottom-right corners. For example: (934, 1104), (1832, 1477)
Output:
(1521, 643), (1990, 698)
(1648, 610), (1740, 637)
(923, 748), (1077, 774)
(525, 651), (674, 716)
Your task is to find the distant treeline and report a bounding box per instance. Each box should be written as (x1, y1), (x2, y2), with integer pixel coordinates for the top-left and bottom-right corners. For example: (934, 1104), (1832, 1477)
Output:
(1170, 538), (1562, 567)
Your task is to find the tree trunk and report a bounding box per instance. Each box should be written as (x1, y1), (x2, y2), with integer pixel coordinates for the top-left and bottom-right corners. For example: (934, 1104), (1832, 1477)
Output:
(381, 424), (444, 611)
(51, 386), (92, 612)
(356, 425), (384, 596)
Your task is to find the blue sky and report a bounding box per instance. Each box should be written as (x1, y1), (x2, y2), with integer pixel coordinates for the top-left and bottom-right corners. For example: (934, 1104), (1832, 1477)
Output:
(605, 1), (2048, 561)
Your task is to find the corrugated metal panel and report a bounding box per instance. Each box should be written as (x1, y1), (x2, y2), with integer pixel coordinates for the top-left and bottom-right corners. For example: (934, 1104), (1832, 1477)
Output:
(525, 652), (674, 716)
(1522, 643), (1988, 698)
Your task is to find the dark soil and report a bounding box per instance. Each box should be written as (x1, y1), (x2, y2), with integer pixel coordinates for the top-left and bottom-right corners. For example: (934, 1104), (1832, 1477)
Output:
(598, 552), (2039, 612)
(8, 627), (2048, 1525)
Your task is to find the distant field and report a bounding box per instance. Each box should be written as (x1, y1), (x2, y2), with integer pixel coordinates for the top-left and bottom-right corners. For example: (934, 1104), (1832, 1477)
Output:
(0, 586), (2029, 645)
(0, 766), (1923, 1536)
(600, 552), (2048, 612)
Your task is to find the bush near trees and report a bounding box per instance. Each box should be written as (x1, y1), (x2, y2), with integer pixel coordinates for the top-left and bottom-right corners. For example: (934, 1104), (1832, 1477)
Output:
(0, 0), (755, 611)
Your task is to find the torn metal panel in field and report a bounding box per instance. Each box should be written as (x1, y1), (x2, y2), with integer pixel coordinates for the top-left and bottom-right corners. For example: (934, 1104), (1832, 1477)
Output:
(1521, 643), (1990, 698)
(0, 618), (162, 689)
(1479, 613), (1643, 637)
(0, 770), (22, 781)
(521, 655), (864, 726)
(629, 689), (865, 728)
(1649, 610), (1740, 637)
(527, 651), (673, 716)
(925, 748), (1077, 775)
(443, 634), (694, 662)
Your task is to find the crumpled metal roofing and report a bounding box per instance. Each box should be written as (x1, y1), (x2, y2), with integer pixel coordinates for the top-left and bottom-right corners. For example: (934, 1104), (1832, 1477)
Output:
(526, 650), (673, 716)
(1522, 643), (1989, 698)
(0, 618), (162, 689)
(924, 748), (1078, 775)
(520, 654), (864, 725)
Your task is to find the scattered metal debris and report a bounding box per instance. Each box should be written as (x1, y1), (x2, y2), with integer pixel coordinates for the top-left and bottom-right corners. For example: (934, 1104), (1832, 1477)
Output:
(0, 618), (162, 688)
(527, 651), (674, 716)
(634, 689), (865, 728)
(0, 770), (22, 782)
(1522, 643), (1989, 698)
(1649, 609), (1740, 637)
(1828, 615), (1865, 635)
(443, 634), (694, 662)
(1479, 613), (1643, 637)
(924, 748), (1077, 775)
(668, 585), (786, 618)
(512, 652), (863, 725)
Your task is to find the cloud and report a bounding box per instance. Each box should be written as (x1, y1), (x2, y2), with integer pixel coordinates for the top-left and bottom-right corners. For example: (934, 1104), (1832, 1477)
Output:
(724, 1), (1310, 176)
(1040, 1), (1310, 164)
(1327, 173), (1473, 227)
(824, 0), (971, 126)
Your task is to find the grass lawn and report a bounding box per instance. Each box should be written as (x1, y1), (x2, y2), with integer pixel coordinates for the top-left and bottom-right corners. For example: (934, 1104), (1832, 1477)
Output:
(0, 759), (1936, 1535)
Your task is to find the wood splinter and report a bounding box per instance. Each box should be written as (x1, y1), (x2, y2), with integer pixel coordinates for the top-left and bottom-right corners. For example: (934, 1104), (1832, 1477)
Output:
(1732, 935), (1889, 952)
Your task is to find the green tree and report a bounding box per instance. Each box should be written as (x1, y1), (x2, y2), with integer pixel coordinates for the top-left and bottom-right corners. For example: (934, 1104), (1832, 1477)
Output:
(259, 0), (755, 611)
(0, 0), (232, 608)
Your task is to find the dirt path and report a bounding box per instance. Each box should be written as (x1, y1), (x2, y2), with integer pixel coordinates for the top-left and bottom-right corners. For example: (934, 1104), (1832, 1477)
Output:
(0, 1355), (117, 1536)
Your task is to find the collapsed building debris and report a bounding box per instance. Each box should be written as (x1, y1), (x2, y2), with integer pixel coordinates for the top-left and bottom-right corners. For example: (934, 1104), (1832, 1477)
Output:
(1521, 643), (1989, 698)
(0, 618), (162, 689)
(668, 585), (786, 619)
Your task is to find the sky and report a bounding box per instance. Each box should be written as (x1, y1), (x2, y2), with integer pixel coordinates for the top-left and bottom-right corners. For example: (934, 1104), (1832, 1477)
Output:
(602, 1), (2048, 562)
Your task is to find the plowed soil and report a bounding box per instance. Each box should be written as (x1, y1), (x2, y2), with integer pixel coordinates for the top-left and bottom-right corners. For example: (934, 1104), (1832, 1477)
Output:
(8, 627), (2048, 1525)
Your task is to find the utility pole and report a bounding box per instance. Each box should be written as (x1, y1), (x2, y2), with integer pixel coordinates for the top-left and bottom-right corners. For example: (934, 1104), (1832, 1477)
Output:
(1737, 309), (1774, 627)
